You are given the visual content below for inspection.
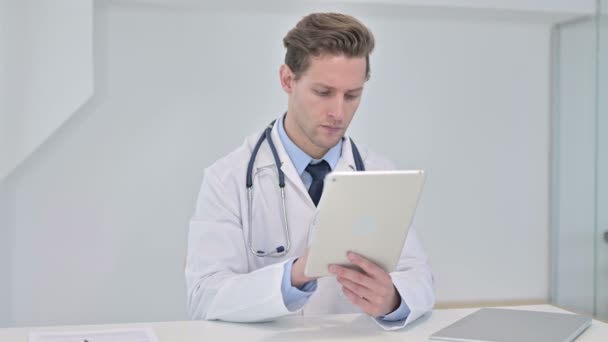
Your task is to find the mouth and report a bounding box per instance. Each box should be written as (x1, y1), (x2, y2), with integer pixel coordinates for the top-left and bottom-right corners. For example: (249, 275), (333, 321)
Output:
(321, 125), (342, 134)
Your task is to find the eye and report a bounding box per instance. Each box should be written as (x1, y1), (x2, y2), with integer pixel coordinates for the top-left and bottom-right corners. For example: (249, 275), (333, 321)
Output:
(345, 94), (360, 101)
(315, 90), (331, 97)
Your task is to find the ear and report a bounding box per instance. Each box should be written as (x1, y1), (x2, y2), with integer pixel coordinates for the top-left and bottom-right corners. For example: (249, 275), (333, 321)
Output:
(279, 64), (295, 94)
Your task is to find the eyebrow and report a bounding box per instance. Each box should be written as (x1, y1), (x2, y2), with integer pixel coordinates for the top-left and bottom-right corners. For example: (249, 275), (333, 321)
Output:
(312, 83), (364, 93)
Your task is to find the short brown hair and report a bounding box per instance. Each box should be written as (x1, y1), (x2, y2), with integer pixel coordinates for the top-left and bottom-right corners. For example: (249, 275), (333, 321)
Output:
(283, 13), (375, 80)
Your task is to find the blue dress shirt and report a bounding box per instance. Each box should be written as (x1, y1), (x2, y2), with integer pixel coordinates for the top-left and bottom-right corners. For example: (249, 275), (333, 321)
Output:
(276, 114), (410, 321)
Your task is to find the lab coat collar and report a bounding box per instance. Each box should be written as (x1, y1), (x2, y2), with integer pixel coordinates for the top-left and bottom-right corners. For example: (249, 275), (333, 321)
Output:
(335, 135), (358, 172)
(252, 120), (359, 204)
(253, 120), (358, 170)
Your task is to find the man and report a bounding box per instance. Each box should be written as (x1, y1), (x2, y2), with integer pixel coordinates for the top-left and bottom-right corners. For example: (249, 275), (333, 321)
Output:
(186, 12), (434, 330)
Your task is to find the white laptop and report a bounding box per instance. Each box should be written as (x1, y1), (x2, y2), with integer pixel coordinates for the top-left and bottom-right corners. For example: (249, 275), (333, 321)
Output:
(304, 170), (425, 278)
(429, 308), (592, 342)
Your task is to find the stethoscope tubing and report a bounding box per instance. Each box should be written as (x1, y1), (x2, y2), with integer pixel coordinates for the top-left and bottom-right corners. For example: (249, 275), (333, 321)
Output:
(246, 119), (365, 257)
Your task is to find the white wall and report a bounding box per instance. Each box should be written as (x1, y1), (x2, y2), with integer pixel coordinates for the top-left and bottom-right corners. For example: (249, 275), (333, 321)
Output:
(345, 0), (595, 14)
(4, 1), (552, 326)
(0, 0), (593, 186)
(0, 183), (15, 327)
(115, 0), (597, 18)
(353, 16), (551, 305)
(425, 0), (591, 14)
(0, 0), (11, 327)
(0, 0), (93, 183)
(1, 0), (5, 174)
(0, 0), (93, 327)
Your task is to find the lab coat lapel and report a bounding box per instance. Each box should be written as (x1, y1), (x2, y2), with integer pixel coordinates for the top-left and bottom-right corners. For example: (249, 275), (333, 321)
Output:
(268, 123), (311, 200)
(334, 136), (358, 172)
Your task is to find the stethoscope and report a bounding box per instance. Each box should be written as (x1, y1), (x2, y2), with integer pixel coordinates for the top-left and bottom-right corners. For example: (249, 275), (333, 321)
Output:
(246, 120), (366, 257)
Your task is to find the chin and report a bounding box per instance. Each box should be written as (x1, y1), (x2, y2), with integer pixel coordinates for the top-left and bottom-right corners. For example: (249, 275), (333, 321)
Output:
(311, 133), (342, 151)
(321, 139), (342, 149)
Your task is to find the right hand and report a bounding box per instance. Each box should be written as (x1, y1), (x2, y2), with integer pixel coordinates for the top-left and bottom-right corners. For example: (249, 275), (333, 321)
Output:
(291, 248), (317, 288)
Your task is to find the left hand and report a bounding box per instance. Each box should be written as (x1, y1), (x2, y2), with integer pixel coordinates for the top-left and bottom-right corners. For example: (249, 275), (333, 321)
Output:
(329, 251), (401, 317)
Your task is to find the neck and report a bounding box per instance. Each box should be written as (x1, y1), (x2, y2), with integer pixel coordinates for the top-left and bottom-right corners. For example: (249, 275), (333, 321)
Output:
(283, 112), (328, 159)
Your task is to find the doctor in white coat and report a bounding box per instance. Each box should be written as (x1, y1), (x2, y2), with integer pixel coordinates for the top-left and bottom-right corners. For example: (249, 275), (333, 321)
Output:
(185, 13), (435, 330)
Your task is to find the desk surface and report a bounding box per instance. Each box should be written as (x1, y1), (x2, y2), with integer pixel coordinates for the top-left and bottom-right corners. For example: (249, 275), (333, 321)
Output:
(1, 305), (606, 341)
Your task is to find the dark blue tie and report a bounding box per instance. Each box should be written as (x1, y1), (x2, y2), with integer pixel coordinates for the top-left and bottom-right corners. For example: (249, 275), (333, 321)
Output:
(305, 160), (331, 206)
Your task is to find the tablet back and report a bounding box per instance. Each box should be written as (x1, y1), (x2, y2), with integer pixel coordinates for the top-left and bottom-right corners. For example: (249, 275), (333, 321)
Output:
(304, 170), (425, 278)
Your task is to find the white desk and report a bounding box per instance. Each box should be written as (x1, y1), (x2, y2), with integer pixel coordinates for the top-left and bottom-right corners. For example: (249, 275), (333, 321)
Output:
(1, 305), (606, 341)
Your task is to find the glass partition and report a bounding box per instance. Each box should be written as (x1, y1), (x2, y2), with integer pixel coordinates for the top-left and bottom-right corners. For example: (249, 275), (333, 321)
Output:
(552, 0), (607, 320)
(596, 0), (608, 320)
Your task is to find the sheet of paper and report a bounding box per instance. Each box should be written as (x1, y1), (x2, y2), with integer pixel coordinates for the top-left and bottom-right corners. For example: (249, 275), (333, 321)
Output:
(29, 328), (158, 342)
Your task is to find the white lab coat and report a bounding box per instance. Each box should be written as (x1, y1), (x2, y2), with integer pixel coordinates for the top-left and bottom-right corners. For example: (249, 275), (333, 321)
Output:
(185, 121), (435, 330)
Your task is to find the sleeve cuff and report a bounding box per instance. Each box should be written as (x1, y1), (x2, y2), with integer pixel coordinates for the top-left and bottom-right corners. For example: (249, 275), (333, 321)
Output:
(281, 258), (317, 311)
(379, 298), (410, 322)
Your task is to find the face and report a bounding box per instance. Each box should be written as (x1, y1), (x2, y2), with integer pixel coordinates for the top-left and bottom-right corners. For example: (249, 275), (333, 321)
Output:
(280, 54), (367, 159)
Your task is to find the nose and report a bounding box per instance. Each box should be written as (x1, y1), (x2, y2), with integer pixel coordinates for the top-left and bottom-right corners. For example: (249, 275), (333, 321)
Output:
(328, 95), (345, 122)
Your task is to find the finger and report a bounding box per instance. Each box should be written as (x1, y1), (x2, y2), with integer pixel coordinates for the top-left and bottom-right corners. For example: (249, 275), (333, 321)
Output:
(347, 252), (391, 283)
(329, 265), (375, 289)
(337, 276), (382, 306)
(342, 286), (384, 317)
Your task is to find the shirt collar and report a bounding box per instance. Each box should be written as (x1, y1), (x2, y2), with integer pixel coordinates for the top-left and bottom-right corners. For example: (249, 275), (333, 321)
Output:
(277, 114), (342, 176)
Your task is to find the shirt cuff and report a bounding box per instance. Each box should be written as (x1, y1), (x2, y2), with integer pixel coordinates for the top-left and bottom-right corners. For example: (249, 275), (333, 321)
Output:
(281, 258), (317, 311)
(379, 298), (410, 322)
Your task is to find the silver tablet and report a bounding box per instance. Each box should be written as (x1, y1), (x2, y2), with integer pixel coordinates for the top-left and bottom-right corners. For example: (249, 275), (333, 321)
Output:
(304, 170), (425, 278)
